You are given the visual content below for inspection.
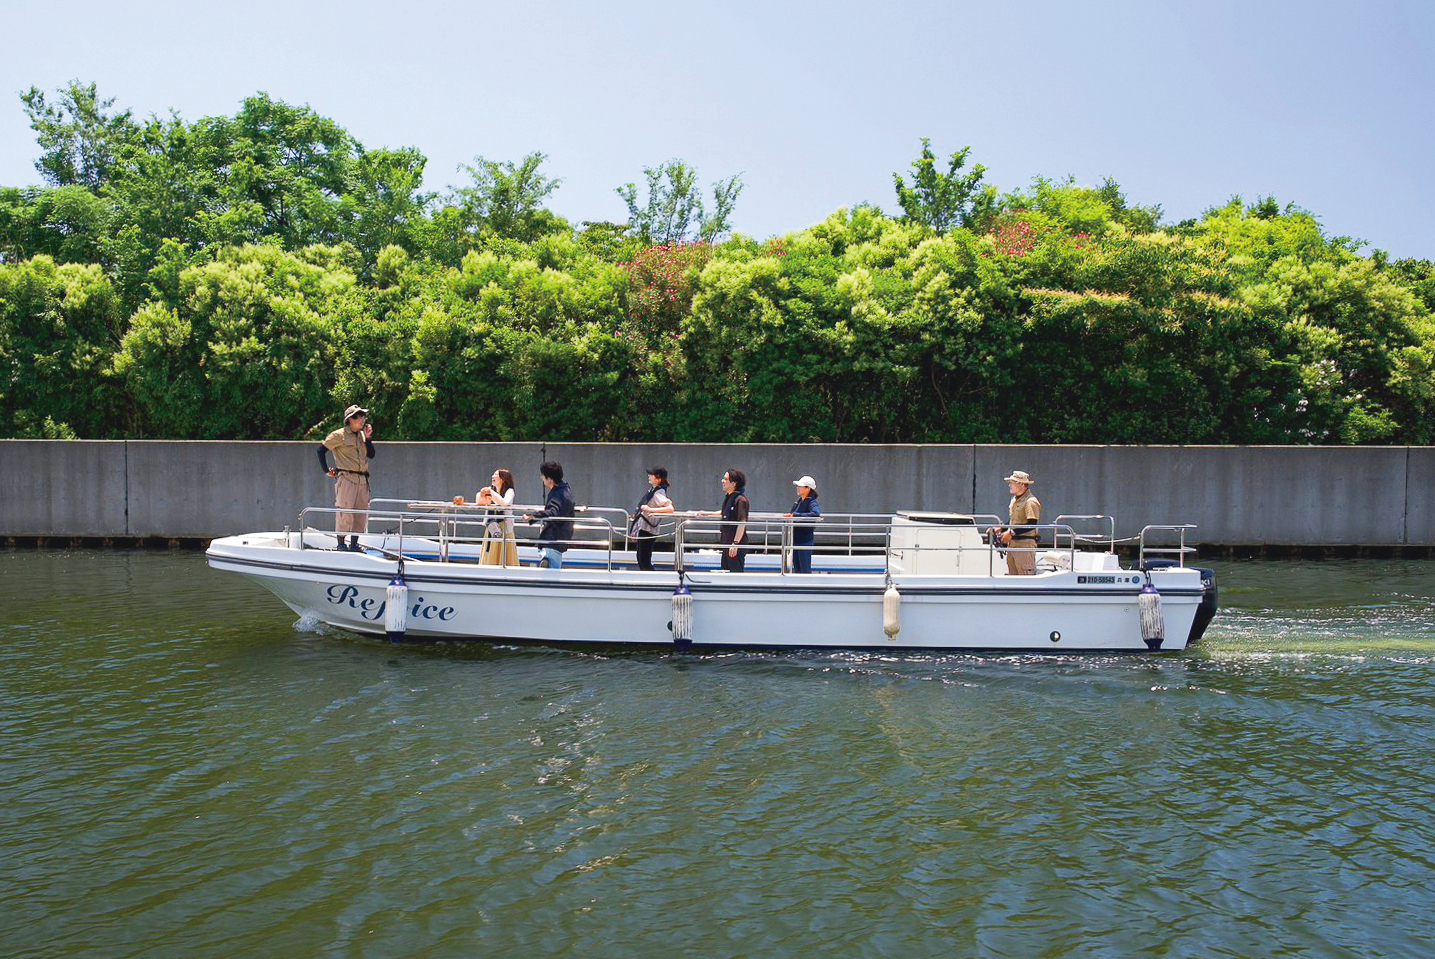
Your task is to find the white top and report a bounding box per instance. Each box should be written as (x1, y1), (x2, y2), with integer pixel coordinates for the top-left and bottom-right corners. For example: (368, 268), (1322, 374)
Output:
(631, 487), (672, 535)
(483, 487), (516, 538)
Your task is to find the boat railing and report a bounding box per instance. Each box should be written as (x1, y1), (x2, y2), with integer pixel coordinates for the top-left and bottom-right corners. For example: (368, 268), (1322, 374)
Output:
(1137, 525), (1198, 568)
(298, 504), (620, 567)
(369, 498), (631, 545)
(668, 513), (1086, 576)
(293, 503), (1193, 575)
(345, 504), (1080, 568)
(670, 512), (899, 574)
(1053, 515), (1118, 552)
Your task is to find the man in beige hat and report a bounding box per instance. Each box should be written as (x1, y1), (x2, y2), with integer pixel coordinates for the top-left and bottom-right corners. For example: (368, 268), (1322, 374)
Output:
(317, 404), (375, 551)
(993, 470), (1041, 575)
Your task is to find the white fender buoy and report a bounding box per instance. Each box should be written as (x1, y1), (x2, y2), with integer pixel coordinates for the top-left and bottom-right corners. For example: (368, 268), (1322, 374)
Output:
(883, 583), (901, 639)
(385, 572), (408, 642)
(1139, 576), (1163, 650)
(671, 582), (693, 644)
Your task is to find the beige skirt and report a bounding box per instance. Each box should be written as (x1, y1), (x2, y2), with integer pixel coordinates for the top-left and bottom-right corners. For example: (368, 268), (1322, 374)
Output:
(481, 535), (520, 567)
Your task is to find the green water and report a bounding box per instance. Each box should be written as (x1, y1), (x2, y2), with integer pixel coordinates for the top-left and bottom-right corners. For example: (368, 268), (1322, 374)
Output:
(3, 552), (1434, 958)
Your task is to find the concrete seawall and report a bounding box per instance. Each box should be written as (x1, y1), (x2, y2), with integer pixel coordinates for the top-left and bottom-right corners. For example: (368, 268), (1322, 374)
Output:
(2, 440), (1430, 547)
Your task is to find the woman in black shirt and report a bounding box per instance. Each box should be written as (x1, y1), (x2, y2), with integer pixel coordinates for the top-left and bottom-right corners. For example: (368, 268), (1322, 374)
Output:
(714, 469), (750, 572)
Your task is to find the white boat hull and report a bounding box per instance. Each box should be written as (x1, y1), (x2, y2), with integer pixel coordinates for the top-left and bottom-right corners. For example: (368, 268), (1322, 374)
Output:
(207, 533), (1211, 652)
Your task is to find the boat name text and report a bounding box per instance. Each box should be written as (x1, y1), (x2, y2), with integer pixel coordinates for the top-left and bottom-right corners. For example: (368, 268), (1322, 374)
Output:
(326, 584), (456, 621)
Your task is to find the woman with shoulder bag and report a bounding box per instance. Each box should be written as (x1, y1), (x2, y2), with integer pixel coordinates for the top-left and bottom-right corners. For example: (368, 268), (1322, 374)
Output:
(630, 467), (674, 571)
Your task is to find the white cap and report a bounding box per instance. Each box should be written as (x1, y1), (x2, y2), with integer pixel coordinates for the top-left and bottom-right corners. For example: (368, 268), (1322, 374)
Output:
(792, 475), (817, 488)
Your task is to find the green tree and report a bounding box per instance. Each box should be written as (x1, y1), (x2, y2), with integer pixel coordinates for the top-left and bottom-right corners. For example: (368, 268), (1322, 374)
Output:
(1241, 256), (1433, 443)
(190, 93), (362, 249)
(341, 146), (434, 271)
(616, 160), (743, 245)
(892, 138), (994, 234)
(451, 151), (564, 243)
(0, 186), (112, 265)
(996, 175), (1159, 239)
(1390, 258), (1435, 314)
(703, 173), (743, 243)
(0, 256), (126, 436)
(112, 244), (356, 437)
(576, 220), (640, 263)
(20, 81), (140, 191)
(1189, 196), (1353, 271)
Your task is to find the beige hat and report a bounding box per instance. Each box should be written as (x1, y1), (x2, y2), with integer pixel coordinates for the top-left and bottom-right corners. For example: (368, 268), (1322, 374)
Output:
(1003, 470), (1034, 485)
(343, 404), (369, 421)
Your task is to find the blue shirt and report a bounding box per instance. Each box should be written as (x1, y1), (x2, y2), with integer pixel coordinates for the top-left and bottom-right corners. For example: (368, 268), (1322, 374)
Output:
(790, 493), (821, 546)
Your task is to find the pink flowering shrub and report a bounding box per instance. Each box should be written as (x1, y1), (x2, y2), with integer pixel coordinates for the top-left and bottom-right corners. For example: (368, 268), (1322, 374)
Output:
(985, 209), (1093, 258)
(621, 242), (712, 337)
(617, 241), (711, 373)
(990, 210), (1045, 256)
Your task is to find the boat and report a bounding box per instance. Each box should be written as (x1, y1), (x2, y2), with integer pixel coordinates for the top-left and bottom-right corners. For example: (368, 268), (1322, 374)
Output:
(206, 497), (1218, 652)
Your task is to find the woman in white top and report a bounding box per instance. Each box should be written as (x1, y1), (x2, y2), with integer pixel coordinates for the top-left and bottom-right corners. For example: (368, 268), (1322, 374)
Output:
(630, 467), (674, 571)
(477, 468), (519, 566)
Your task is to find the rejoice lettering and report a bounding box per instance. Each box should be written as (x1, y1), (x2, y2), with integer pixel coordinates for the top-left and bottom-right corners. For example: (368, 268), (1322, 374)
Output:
(325, 585), (456, 622)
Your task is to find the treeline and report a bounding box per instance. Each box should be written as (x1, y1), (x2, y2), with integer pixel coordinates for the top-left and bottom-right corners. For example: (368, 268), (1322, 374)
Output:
(2, 83), (1432, 444)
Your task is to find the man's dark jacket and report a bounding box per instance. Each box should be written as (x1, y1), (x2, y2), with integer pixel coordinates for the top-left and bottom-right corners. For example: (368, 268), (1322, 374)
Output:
(534, 481), (576, 551)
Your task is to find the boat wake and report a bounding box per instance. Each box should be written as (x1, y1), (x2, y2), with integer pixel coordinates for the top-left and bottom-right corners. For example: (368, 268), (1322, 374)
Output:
(292, 613), (328, 635)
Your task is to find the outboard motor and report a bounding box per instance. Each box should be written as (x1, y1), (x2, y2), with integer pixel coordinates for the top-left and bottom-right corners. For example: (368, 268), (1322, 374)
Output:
(1186, 567), (1219, 646)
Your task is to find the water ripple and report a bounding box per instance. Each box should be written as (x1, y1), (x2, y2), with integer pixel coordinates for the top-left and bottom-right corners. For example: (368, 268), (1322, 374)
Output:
(3, 552), (1435, 958)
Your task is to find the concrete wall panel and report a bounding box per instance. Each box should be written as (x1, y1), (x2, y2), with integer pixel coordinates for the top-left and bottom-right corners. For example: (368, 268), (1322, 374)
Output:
(3, 440), (1431, 545)
(125, 442), (321, 537)
(1405, 448), (1434, 546)
(974, 445), (1410, 545)
(535, 444), (977, 519)
(0, 440), (128, 536)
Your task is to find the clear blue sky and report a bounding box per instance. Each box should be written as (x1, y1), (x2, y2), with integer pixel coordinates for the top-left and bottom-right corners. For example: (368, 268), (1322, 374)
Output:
(3, 0), (1430, 258)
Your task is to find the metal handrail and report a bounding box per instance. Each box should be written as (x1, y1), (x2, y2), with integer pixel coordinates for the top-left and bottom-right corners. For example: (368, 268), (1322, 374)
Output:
(671, 516), (1084, 576)
(1138, 525), (1198, 567)
(300, 505), (619, 569)
(295, 503), (1197, 578)
(371, 498), (629, 538)
(1054, 515), (1118, 553)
